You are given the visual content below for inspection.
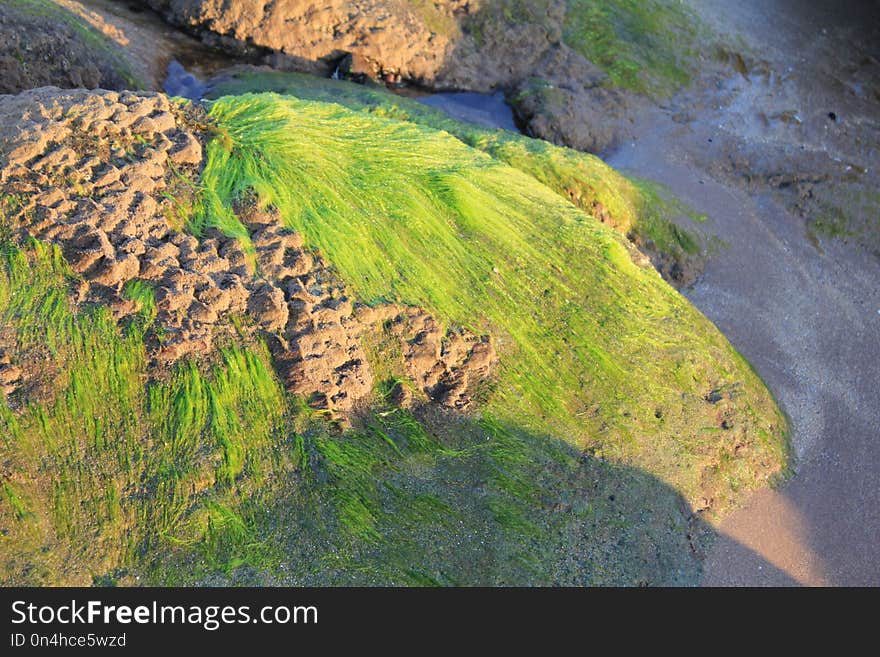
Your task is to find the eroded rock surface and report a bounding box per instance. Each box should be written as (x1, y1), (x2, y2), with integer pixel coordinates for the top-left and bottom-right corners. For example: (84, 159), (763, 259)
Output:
(0, 88), (495, 415)
(238, 203), (496, 413)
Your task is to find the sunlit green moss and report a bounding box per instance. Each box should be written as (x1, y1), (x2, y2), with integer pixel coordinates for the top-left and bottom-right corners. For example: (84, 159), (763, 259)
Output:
(122, 279), (157, 325)
(197, 93), (786, 511)
(563, 0), (699, 95)
(0, 240), (288, 583)
(206, 69), (699, 261)
(0, 234), (709, 585)
(0, 88), (787, 586)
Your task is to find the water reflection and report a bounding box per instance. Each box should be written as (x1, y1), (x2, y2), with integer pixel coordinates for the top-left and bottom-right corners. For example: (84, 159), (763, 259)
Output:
(416, 91), (520, 132)
(163, 60), (207, 101)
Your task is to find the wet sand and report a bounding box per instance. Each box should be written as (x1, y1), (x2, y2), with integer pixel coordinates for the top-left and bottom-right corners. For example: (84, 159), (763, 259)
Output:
(610, 0), (880, 585)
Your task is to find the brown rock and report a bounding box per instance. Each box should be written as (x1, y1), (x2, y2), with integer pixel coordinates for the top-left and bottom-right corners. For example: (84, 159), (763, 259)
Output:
(64, 227), (115, 274)
(169, 132), (202, 165)
(188, 299), (219, 324)
(155, 284), (194, 313)
(92, 166), (122, 189)
(91, 253), (141, 288)
(247, 283), (289, 332)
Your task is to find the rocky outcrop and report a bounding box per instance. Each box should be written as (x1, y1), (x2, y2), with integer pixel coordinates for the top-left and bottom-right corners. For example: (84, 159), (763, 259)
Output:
(140, 0), (627, 152)
(142, 0), (460, 82)
(0, 88), (495, 415)
(0, 0), (139, 94)
(509, 45), (625, 153)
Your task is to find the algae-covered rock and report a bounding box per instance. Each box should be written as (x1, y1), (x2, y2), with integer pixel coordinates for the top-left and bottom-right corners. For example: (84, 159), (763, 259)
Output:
(206, 68), (702, 284)
(0, 88), (786, 586)
(0, 87), (493, 415)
